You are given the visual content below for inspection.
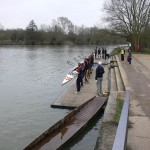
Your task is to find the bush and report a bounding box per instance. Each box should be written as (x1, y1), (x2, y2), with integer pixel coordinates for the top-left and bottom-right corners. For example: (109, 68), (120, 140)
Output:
(111, 47), (121, 55)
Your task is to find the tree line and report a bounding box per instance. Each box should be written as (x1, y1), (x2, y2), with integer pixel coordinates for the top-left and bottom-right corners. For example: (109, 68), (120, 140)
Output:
(104, 0), (150, 51)
(1, 0), (150, 51)
(0, 17), (127, 45)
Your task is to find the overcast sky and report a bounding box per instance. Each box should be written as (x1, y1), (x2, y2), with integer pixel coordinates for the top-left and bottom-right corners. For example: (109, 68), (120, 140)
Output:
(0, 0), (105, 29)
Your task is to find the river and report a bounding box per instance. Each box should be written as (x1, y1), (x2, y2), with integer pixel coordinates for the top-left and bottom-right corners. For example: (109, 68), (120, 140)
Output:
(0, 45), (117, 150)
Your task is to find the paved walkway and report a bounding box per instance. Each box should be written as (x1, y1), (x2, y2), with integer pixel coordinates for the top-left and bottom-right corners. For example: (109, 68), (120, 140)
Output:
(120, 54), (150, 150)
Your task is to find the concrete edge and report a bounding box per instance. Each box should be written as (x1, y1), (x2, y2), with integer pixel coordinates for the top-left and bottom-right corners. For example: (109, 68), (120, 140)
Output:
(95, 91), (126, 150)
(95, 54), (131, 150)
(115, 55), (130, 91)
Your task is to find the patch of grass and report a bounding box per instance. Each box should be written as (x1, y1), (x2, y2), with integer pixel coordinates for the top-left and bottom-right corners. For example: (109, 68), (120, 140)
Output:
(111, 47), (121, 55)
(132, 48), (150, 54)
(113, 98), (124, 125)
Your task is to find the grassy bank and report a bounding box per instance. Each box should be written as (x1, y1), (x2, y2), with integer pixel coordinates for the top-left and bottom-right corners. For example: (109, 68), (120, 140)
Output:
(111, 47), (121, 55)
(113, 98), (124, 124)
(133, 48), (150, 54)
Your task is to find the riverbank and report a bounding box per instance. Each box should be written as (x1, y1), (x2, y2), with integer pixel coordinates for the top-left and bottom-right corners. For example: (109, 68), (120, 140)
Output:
(95, 54), (126, 150)
(50, 52), (126, 150)
(95, 52), (150, 150)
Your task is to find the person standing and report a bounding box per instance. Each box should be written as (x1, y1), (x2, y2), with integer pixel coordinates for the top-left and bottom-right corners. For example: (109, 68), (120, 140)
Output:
(76, 63), (82, 93)
(84, 58), (89, 83)
(95, 61), (105, 96)
(127, 53), (132, 65)
(104, 49), (107, 59)
(94, 47), (98, 59)
(98, 48), (101, 58)
(80, 63), (85, 86)
(121, 48), (125, 61)
(102, 48), (105, 59)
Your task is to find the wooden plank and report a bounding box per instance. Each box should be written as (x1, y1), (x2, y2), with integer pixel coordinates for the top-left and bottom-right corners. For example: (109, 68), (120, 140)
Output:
(24, 96), (107, 150)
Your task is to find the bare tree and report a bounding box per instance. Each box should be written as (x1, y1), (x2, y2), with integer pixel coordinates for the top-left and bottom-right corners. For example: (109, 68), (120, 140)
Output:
(0, 23), (4, 30)
(56, 17), (74, 34)
(39, 24), (50, 32)
(104, 0), (150, 51)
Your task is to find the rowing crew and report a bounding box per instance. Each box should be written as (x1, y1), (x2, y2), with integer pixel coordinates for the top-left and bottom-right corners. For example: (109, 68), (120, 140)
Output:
(76, 54), (94, 93)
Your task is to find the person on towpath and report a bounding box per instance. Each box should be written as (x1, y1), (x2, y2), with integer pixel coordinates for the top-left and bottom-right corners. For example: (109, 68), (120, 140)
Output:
(127, 53), (132, 65)
(121, 48), (125, 61)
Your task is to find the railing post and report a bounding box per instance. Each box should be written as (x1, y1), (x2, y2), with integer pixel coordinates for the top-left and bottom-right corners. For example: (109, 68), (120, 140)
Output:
(112, 90), (130, 150)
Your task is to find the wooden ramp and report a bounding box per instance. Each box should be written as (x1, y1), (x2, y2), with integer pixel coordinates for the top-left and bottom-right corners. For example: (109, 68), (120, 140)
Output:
(24, 96), (107, 150)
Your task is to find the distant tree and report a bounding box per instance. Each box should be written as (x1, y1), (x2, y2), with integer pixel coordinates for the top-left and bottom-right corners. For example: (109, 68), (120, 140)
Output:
(26, 20), (38, 32)
(26, 20), (38, 44)
(67, 31), (77, 44)
(10, 29), (25, 43)
(39, 24), (50, 32)
(48, 24), (65, 45)
(53, 17), (74, 34)
(0, 23), (4, 30)
(104, 0), (150, 51)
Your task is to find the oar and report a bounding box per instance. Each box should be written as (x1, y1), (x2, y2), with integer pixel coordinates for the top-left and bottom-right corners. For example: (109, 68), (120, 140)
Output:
(73, 57), (80, 62)
(78, 55), (84, 59)
(67, 61), (75, 66)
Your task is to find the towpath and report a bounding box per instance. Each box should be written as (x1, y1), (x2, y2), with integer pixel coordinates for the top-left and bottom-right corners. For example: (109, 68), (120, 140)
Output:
(120, 53), (150, 150)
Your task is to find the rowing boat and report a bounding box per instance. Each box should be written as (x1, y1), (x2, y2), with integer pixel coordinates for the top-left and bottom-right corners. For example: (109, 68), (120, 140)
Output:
(62, 67), (78, 85)
(62, 57), (85, 85)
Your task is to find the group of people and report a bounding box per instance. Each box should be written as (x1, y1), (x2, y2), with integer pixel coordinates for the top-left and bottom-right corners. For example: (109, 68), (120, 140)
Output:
(76, 46), (133, 97)
(76, 54), (94, 93)
(76, 49), (106, 97)
(94, 47), (108, 59)
(121, 47), (132, 64)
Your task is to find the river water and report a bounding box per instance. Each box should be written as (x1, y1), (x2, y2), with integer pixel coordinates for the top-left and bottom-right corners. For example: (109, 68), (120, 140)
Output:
(0, 45), (116, 150)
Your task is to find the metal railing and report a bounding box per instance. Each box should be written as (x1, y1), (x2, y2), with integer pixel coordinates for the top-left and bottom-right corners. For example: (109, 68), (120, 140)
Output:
(112, 90), (130, 150)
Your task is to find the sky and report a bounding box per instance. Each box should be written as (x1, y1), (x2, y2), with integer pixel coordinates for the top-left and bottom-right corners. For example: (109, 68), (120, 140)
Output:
(0, 0), (105, 29)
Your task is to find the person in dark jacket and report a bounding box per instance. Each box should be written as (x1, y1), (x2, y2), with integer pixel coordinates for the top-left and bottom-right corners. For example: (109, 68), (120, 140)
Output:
(104, 49), (107, 59)
(94, 47), (98, 59)
(76, 63), (82, 93)
(102, 48), (105, 59)
(98, 48), (101, 58)
(95, 61), (105, 96)
(127, 53), (132, 65)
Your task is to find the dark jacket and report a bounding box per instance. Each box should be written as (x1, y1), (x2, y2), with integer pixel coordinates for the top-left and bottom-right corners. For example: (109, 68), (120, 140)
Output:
(95, 65), (105, 79)
(77, 66), (83, 78)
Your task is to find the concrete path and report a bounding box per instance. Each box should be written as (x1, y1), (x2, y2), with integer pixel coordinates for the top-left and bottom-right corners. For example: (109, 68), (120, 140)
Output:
(119, 54), (150, 150)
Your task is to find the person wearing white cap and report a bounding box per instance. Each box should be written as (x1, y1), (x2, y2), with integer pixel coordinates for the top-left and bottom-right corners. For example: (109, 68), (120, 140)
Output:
(95, 61), (105, 96)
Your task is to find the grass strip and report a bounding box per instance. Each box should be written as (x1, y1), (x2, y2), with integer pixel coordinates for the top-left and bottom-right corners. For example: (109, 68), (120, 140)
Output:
(113, 98), (124, 125)
(111, 47), (121, 55)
